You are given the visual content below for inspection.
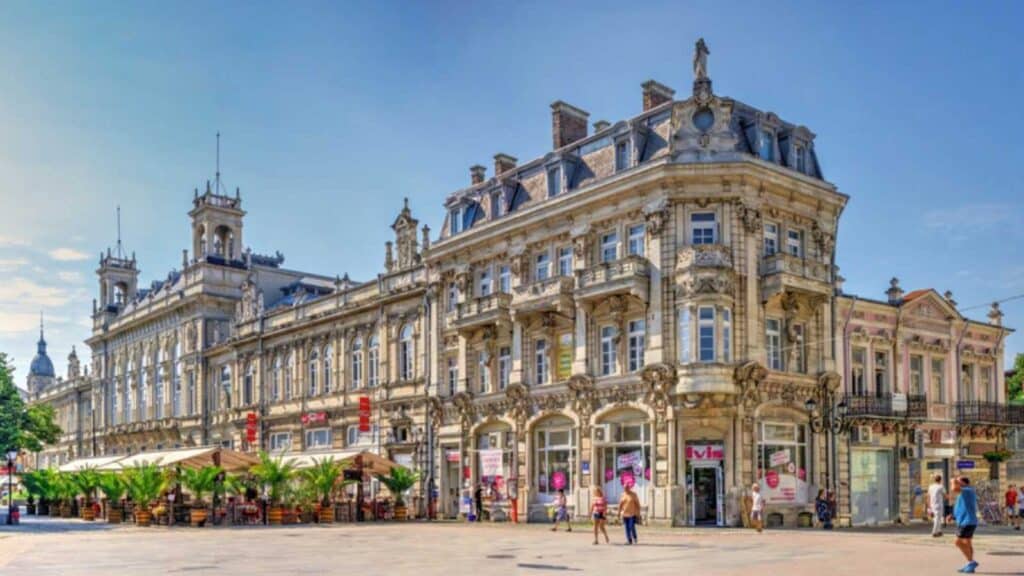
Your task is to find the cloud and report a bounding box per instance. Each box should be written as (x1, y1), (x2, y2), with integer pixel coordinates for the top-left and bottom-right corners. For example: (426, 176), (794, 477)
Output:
(0, 235), (29, 248)
(0, 257), (29, 272)
(57, 270), (84, 283)
(48, 247), (91, 261)
(923, 203), (1015, 231)
(0, 277), (75, 308)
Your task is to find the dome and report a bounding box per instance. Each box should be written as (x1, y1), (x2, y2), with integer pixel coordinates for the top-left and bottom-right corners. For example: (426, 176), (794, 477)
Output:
(29, 315), (55, 378)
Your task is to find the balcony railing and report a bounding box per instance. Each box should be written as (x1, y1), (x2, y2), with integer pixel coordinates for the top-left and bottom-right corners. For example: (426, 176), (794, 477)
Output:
(511, 276), (574, 313)
(843, 393), (927, 419)
(452, 293), (512, 330)
(955, 401), (1024, 426)
(575, 256), (650, 302)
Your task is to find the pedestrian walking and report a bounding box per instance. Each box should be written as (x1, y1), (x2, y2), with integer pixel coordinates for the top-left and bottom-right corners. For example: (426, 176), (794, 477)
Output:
(618, 483), (641, 545)
(750, 483), (766, 533)
(590, 487), (610, 545)
(550, 489), (571, 532)
(927, 474), (947, 537)
(1005, 483), (1020, 531)
(948, 476), (979, 574)
(473, 484), (483, 522)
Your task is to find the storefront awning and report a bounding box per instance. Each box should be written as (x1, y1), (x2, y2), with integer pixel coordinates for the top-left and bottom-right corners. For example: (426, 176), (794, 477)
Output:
(57, 455), (125, 472)
(280, 449), (400, 474)
(97, 446), (259, 473)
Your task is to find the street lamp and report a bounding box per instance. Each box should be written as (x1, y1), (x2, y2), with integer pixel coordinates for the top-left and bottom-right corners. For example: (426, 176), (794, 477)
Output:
(805, 396), (849, 435)
(6, 449), (17, 525)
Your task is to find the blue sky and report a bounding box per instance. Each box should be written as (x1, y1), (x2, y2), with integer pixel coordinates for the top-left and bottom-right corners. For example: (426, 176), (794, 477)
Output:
(1, 1), (1022, 383)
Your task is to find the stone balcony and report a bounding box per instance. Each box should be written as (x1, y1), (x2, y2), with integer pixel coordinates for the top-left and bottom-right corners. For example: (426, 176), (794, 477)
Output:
(452, 293), (512, 332)
(511, 277), (575, 316)
(759, 253), (832, 299)
(575, 256), (650, 304)
(675, 245), (735, 299)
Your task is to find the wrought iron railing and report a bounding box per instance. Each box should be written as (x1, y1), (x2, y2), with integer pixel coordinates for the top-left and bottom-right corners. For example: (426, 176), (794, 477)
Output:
(843, 393), (928, 419)
(955, 401), (1024, 425)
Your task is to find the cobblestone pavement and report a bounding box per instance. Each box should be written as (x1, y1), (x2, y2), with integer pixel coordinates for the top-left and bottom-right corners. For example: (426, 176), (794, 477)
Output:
(1, 517), (1022, 575)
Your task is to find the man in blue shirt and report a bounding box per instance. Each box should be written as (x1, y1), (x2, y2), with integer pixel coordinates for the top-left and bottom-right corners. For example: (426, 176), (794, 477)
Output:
(949, 476), (979, 573)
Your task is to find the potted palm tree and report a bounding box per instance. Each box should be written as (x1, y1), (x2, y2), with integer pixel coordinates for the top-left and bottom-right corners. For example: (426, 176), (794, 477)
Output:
(178, 465), (221, 527)
(375, 466), (420, 521)
(124, 463), (169, 527)
(21, 470), (47, 516)
(250, 451), (296, 525)
(54, 472), (77, 518)
(72, 468), (102, 521)
(301, 457), (343, 523)
(40, 469), (60, 517)
(97, 473), (127, 523)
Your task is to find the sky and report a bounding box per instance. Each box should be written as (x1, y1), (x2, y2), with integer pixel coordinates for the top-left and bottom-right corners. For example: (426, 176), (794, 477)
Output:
(1, 1), (1022, 384)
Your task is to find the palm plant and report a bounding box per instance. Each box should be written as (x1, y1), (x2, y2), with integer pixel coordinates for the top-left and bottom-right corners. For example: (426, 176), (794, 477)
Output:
(250, 451), (296, 506)
(178, 465), (222, 507)
(73, 467), (102, 506)
(97, 473), (127, 523)
(375, 466), (420, 507)
(53, 472), (79, 516)
(301, 457), (343, 507)
(123, 463), (169, 511)
(20, 470), (49, 514)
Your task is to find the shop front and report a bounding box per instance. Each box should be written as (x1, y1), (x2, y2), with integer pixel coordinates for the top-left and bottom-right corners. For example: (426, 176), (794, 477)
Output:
(850, 447), (896, 525)
(594, 409), (652, 511)
(474, 421), (514, 521)
(685, 441), (725, 526)
(441, 445), (462, 518)
(756, 418), (812, 526)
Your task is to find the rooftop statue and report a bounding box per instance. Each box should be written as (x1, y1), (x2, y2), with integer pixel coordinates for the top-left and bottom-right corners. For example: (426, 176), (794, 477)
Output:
(694, 38), (710, 80)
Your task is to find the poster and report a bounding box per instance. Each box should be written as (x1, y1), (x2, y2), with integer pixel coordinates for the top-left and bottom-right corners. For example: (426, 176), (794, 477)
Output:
(557, 333), (573, 381)
(479, 449), (504, 477)
(769, 449), (791, 468)
(617, 450), (642, 471)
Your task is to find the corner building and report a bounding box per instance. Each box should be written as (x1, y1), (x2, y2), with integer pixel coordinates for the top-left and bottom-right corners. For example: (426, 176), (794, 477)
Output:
(429, 66), (844, 526)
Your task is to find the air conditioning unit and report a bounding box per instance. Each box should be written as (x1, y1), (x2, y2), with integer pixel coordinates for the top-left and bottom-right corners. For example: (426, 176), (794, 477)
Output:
(593, 424), (611, 444)
(851, 425), (873, 444)
(900, 445), (918, 460)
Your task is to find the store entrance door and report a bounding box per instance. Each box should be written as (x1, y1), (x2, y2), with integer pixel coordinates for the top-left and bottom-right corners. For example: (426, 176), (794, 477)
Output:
(691, 465), (723, 526)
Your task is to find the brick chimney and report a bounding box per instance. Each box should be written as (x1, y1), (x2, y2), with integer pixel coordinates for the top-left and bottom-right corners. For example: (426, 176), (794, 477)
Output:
(641, 80), (675, 111)
(470, 165), (486, 185)
(493, 153), (517, 176)
(550, 101), (589, 149)
(592, 120), (610, 132)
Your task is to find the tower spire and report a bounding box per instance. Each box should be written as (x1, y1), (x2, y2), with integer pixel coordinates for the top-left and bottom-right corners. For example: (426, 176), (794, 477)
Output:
(116, 205), (123, 258)
(215, 131), (222, 195)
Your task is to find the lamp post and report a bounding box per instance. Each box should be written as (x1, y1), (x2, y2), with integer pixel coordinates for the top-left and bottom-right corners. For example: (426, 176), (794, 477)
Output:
(6, 449), (18, 525)
(805, 393), (849, 496)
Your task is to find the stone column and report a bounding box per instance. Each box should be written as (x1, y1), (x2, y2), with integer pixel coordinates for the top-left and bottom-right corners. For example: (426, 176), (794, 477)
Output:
(457, 333), (469, 393)
(510, 320), (523, 386)
(573, 303), (589, 375)
(645, 214), (665, 366)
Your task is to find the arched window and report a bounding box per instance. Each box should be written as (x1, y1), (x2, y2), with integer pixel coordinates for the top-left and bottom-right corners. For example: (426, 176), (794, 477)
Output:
(399, 324), (414, 381)
(351, 338), (363, 389)
(322, 346), (333, 394)
(368, 335), (380, 387)
(284, 352), (294, 400)
(271, 356), (282, 401)
(243, 362), (254, 406)
(308, 348), (319, 396)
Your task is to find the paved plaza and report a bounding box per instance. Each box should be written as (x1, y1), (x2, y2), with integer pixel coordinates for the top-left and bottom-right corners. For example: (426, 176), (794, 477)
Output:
(1, 518), (1023, 575)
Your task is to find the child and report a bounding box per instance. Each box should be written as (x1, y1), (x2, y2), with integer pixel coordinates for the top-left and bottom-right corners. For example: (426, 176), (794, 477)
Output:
(550, 488), (571, 532)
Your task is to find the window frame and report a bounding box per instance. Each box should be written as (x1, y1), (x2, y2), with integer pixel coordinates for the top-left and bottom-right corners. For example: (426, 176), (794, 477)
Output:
(600, 231), (619, 263)
(600, 325), (617, 376)
(627, 223), (645, 257)
(627, 318), (645, 372)
(697, 306), (716, 363)
(690, 212), (718, 245)
(305, 427), (332, 450)
(766, 318), (782, 371)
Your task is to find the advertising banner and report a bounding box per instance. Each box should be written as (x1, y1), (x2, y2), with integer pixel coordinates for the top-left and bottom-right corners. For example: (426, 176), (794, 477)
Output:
(557, 333), (573, 381)
(479, 449), (504, 477)
(686, 444), (724, 464)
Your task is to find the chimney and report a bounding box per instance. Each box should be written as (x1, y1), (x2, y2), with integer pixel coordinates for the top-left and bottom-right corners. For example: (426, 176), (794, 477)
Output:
(493, 153), (517, 177)
(885, 277), (904, 305)
(642, 79), (675, 111)
(593, 120), (610, 132)
(550, 101), (589, 149)
(470, 165), (486, 185)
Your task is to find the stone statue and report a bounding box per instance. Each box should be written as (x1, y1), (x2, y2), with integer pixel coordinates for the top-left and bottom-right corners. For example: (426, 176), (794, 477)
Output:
(694, 38), (710, 80)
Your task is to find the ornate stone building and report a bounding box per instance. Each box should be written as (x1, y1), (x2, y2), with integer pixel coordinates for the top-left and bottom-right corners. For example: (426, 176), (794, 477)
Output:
(27, 40), (1016, 527)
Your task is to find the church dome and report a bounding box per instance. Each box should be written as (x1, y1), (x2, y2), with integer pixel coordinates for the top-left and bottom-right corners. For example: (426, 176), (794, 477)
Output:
(29, 317), (55, 379)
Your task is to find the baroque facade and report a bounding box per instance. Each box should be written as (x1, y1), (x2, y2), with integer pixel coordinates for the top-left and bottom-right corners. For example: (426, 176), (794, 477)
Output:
(27, 42), (1017, 527)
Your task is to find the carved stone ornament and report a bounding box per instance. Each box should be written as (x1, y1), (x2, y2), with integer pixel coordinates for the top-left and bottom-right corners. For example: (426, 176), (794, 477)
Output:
(733, 361), (767, 411)
(641, 363), (676, 421)
(811, 222), (835, 258)
(737, 203), (762, 235)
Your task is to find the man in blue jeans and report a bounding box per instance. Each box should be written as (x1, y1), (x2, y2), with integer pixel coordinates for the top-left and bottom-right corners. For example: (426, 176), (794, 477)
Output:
(949, 476), (979, 573)
(618, 484), (640, 545)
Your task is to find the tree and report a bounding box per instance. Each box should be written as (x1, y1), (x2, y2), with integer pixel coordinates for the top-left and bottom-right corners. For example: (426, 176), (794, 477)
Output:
(1007, 353), (1024, 404)
(0, 352), (61, 454)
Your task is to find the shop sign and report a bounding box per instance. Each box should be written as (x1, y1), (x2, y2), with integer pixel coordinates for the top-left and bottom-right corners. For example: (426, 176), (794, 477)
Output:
(891, 393), (907, 413)
(616, 450), (642, 471)
(686, 444), (724, 464)
(924, 447), (956, 458)
(551, 471), (567, 490)
(359, 396), (371, 432)
(245, 412), (258, 443)
(769, 449), (791, 468)
(445, 450), (461, 463)
(581, 461), (590, 474)
(956, 460), (975, 470)
(479, 449), (503, 477)
(300, 411), (328, 425)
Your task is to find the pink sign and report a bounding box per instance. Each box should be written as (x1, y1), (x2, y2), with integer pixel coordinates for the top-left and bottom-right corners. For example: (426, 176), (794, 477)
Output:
(551, 471), (567, 490)
(685, 444), (724, 462)
(620, 471), (635, 488)
(604, 469), (614, 482)
(765, 470), (780, 489)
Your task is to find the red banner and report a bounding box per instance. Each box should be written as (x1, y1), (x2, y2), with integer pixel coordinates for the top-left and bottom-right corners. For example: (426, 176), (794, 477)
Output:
(300, 411), (328, 426)
(245, 412), (258, 443)
(359, 396), (371, 432)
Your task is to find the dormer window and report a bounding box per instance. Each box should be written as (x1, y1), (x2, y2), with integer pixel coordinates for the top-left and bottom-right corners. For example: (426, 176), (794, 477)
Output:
(615, 140), (631, 172)
(795, 145), (806, 173)
(758, 130), (774, 161)
(490, 192), (504, 220)
(449, 206), (464, 235)
(547, 166), (562, 198)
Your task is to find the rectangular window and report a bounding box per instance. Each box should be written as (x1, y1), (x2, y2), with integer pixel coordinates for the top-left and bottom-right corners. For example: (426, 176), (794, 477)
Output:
(766, 318), (782, 370)
(557, 246), (573, 277)
(615, 140), (630, 172)
(764, 223), (778, 256)
(628, 319), (645, 372)
(498, 265), (511, 294)
(758, 130), (774, 161)
(979, 365), (992, 402)
(547, 166), (561, 197)
(851, 348), (866, 395)
(478, 267), (492, 297)
(535, 339), (549, 385)
(449, 208), (462, 235)
(786, 229), (803, 258)
(305, 428), (331, 450)
(627, 224), (645, 257)
(600, 231), (618, 263)
(930, 358), (945, 403)
(722, 309), (732, 363)
(478, 351), (490, 394)
(698, 306), (716, 362)
(600, 326), (617, 376)
(909, 355), (924, 396)
(535, 252), (551, 281)
(679, 308), (692, 363)
(269, 432), (291, 453)
(874, 352), (889, 396)
(447, 357), (458, 396)
(490, 192), (503, 220)
(795, 145), (806, 173)
(446, 282), (458, 313)
(757, 422), (809, 504)
(960, 364), (974, 402)
(498, 347), (511, 391)
(691, 212), (717, 245)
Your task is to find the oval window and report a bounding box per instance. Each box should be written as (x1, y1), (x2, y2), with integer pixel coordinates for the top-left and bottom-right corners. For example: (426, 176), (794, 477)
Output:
(692, 108), (714, 132)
